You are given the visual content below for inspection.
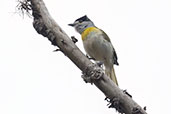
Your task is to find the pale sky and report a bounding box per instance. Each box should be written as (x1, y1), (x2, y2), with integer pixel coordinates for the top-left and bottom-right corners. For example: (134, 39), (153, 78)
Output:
(1, 0), (171, 114)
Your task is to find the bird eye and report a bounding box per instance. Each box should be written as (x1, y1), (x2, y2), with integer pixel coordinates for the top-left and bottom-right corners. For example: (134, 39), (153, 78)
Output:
(84, 25), (88, 28)
(79, 20), (83, 23)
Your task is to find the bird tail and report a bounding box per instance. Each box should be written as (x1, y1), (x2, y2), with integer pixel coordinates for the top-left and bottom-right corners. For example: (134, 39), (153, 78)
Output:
(105, 66), (119, 86)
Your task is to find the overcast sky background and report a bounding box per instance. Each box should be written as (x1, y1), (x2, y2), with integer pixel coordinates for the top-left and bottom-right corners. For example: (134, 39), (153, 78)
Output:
(1, 0), (171, 114)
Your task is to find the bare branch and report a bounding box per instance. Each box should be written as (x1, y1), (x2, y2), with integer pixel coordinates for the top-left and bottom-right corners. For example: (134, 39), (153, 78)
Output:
(17, 0), (148, 114)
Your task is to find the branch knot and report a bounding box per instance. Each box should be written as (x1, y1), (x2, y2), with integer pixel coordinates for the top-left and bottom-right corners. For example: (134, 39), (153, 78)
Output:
(132, 107), (143, 114)
(82, 63), (104, 83)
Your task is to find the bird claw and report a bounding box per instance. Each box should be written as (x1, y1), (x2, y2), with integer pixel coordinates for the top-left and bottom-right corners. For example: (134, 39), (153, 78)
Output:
(96, 61), (103, 67)
(86, 55), (95, 60)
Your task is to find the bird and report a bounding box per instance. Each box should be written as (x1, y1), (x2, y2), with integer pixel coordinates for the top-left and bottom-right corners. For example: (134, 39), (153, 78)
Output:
(68, 15), (119, 86)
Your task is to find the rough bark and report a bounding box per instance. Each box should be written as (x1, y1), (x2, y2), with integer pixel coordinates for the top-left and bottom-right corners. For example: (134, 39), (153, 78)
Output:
(21, 0), (148, 114)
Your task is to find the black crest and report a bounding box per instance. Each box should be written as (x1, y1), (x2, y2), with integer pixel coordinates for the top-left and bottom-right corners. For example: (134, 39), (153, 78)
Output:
(75, 15), (91, 23)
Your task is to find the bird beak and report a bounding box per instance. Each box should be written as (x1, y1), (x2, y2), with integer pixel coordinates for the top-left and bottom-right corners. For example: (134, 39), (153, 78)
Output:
(68, 23), (75, 27)
(68, 21), (79, 27)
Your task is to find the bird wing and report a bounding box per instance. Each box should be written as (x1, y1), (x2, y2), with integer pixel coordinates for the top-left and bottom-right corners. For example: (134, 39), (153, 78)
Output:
(100, 29), (111, 42)
(100, 29), (119, 65)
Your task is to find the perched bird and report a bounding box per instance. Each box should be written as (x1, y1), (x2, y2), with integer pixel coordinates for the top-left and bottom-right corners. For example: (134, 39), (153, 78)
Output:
(68, 15), (119, 86)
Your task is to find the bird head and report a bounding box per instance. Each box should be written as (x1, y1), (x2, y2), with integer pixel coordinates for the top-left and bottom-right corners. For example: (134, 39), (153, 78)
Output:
(68, 15), (95, 34)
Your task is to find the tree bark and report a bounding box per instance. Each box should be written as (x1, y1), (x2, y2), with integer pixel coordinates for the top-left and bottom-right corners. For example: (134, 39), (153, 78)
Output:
(22, 0), (148, 114)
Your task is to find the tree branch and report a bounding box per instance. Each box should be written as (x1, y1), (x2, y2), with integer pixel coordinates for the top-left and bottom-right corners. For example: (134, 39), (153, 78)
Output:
(19, 0), (147, 114)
